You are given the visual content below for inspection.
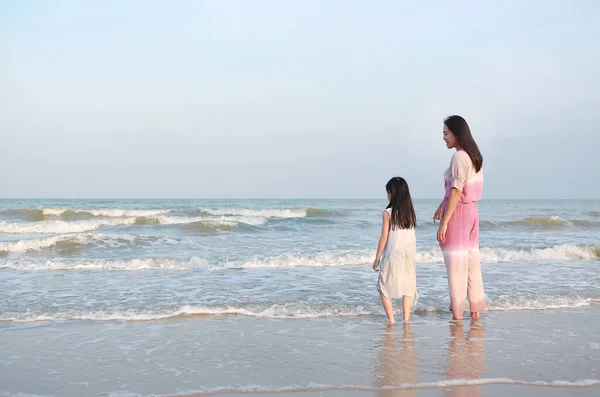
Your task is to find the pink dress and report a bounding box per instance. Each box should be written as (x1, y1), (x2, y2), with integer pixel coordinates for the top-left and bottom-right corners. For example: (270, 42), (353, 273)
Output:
(440, 150), (487, 315)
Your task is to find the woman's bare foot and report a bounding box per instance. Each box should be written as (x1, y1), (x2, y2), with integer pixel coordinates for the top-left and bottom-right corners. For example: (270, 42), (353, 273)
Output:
(387, 320), (396, 326)
(450, 308), (463, 320)
(471, 312), (480, 319)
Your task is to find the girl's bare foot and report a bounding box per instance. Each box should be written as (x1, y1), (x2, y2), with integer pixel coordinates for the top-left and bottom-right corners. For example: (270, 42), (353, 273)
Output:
(471, 312), (479, 319)
(387, 320), (396, 326)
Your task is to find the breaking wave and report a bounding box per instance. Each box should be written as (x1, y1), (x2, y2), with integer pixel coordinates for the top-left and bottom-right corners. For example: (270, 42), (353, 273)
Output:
(198, 207), (340, 218)
(0, 215), (264, 234)
(0, 234), (182, 253)
(2, 243), (597, 268)
(0, 218), (137, 234)
(1, 208), (171, 219)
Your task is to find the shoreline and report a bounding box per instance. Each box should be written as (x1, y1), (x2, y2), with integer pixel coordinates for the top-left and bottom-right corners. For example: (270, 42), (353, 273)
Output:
(169, 379), (600, 397)
(2, 300), (600, 325)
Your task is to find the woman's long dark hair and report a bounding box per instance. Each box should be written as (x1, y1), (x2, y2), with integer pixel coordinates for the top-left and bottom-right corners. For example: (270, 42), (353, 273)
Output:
(385, 177), (416, 230)
(444, 115), (483, 172)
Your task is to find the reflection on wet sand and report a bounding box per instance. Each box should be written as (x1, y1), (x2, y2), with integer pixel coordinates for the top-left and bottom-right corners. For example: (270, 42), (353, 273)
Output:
(375, 323), (418, 397)
(445, 319), (486, 397)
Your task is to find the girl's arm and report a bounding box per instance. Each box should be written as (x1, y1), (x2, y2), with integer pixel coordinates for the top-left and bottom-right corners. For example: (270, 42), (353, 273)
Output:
(373, 210), (391, 271)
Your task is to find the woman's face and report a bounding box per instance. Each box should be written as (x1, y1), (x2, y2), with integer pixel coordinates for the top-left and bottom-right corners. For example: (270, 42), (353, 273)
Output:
(443, 124), (460, 150)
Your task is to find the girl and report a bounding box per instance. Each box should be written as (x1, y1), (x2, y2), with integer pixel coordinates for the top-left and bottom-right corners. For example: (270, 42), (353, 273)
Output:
(434, 115), (486, 320)
(373, 177), (417, 324)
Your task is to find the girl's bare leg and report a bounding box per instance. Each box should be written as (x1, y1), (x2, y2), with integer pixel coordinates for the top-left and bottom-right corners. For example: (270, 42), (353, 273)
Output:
(379, 290), (395, 325)
(402, 295), (412, 322)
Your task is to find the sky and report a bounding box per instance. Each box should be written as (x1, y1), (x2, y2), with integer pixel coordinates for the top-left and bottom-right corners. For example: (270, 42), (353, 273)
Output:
(1, 0), (599, 199)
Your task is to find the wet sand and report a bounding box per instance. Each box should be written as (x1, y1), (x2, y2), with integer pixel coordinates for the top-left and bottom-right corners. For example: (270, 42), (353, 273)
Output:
(1, 307), (599, 397)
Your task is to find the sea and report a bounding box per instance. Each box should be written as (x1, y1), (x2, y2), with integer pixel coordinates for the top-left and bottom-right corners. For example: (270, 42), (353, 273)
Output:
(1, 199), (599, 397)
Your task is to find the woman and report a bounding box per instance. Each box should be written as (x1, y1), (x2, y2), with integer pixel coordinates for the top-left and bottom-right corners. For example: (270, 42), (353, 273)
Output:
(434, 115), (486, 320)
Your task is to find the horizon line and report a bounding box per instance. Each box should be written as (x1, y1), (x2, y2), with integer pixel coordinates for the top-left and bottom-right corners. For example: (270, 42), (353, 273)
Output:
(0, 197), (598, 201)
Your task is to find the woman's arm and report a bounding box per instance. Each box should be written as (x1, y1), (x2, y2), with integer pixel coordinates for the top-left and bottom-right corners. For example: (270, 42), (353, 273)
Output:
(433, 200), (444, 223)
(373, 210), (391, 272)
(438, 151), (469, 243)
(437, 188), (460, 243)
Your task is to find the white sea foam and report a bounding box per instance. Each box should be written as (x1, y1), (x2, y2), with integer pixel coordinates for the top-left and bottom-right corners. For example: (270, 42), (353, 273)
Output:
(0, 234), (183, 253)
(239, 251), (374, 269)
(2, 295), (599, 323)
(417, 244), (599, 264)
(158, 378), (600, 397)
(0, 234), (89, 253)
(2, 242), (597, 267)
(0, 218), (138, 234)
(0, 256), (208, 271)
(0, 215), (264, 234)
(241, 244), (599, 268)
(0, 305), (372, 322)
(480, 244), (599, 262)
(486, 296), (595, 311)
(152, 215), (265, 227)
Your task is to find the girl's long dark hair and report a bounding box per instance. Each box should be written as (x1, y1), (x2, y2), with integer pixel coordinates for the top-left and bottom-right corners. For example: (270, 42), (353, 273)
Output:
(385, 177), (416, 230)
(444, 115), (483, 172)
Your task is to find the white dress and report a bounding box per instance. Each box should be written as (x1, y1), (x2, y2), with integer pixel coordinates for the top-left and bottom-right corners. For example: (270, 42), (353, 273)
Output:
(377, 208), (418, 303)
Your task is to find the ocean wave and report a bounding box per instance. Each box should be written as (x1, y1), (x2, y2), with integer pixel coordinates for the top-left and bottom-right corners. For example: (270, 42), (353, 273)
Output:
(0, 218), (138, 234)
(0, 209), (47, 221)
(132, 214), (265, 228)
(0, 234), (90, 253)
(0, 215), (264, 234)
(0, 234), (182, 253)
(478, 243), (600, 262)
(241, 244), (599, 268)
(481, 216), (600, 229)
(2, 297), (599, 323)
(182, 215), (265, 227)
(2, 243), (597, 268)
(305, 208), (344, 217)
(1, 208), (171, 219)
(53, 208), (171, 218)
(182, 220), (250, 232)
